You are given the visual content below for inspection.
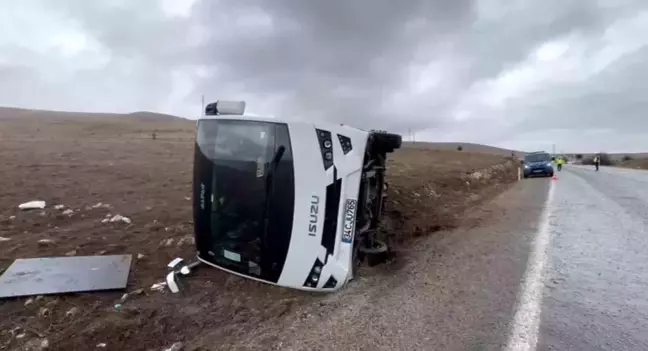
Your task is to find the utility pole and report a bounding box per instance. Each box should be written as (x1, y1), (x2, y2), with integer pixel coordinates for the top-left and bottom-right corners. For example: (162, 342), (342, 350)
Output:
(201, 94), (205, 118)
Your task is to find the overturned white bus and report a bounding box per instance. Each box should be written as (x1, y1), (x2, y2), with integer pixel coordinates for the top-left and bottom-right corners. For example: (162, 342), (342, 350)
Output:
(192, 101), (401, 291)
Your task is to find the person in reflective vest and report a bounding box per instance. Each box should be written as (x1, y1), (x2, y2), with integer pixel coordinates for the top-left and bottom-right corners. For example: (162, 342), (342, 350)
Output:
(556, 157), (565, 171)
(593, 155), (600, 171)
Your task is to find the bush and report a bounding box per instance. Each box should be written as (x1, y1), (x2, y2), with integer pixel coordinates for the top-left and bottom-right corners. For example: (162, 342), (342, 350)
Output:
(622, 155), (633, 162)
(457, 145), (463, 151)
(575, 154), (583, 160)
(582, 152), (614, 166)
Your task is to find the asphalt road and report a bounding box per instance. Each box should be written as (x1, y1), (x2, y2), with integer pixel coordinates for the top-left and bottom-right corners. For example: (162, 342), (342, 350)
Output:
(535, 165), (648, 351)
(238, 165), (648, 351)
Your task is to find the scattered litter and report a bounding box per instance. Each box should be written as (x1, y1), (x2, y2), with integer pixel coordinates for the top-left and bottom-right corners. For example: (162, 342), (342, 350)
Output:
(164, 342), (184, 351)
(96, 343), (107, 348)
(62, 209), (74, 216)
(9, 327), (22, 337)
(137, 253), (145, 260)
(101, 218), (109, 223)
(37, 239), (55, 246)
(184, 196), (191, 201)
(168, 257), (184, 269)
(24, 298), (34, 306)
(96, 250), (107, 255)
(0, 237), (11, 242)
(35, 295), (43, 301)
(9, 216), (15, 220)
(113, 303), (122, 309)
(151, 282), (167, 291)
(165, 261), (201, 293)
(92, 202), (111, 209)
(19, 201), (46, 210)
(16, 333), (26, 339)
(66, 307), (79, 317)
(24, 338), (49, 350)
(109, 214), (131, 224)
(470, 171), (484, 180)
(54, 205), (66, 210)
(176, 235), (195, 247)
(39, 307), (50, 317)
(166, 272), (180, 293)
(132, 288), (144, 295)
(120, 293), (129, 302)
(164, 238), (175, 247)
(65, 250), (77, 256)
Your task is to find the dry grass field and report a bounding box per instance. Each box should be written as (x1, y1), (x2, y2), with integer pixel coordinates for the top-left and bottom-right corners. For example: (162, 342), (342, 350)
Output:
(1, 107), (519, 351)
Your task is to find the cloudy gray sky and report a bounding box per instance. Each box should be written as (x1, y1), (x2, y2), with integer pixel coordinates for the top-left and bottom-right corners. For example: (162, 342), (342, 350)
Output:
(1, 0), (648, 152)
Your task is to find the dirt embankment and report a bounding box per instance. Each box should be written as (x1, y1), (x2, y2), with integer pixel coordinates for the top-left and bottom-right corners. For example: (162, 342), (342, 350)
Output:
(382, 148), (519, 248)
(1, 115), (519, 351)
(616, 158), (648, 170)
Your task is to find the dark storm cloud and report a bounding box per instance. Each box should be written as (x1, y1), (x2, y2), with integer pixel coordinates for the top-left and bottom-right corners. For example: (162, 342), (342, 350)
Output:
(187, 0), (478, 131)
(185, 0), (642, 136)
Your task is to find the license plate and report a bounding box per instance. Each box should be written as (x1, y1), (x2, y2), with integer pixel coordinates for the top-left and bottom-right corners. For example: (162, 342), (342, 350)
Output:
(342, 199), (357, 244)
(532, 170), (543, 173)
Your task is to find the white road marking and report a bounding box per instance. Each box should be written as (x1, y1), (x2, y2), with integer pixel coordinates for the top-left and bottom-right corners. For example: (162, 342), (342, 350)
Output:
(505, 181), (556, 351)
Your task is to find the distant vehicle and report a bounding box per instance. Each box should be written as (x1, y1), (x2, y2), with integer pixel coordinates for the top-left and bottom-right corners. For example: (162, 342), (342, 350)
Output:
(522, 151), (554, 178)
(192, 100), (402, 292)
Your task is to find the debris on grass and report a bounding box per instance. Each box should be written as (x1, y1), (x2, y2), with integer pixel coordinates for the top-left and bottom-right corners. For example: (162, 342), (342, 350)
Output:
(176, 235), (195, 247)
(108, 214), (131, 224)
(65, 307), (79, 317)
(167, 257), (183, 268)
(39, 307), (50, 317)
(54, 204), (66, 210)
(37, 239), (55, 246)
(164, 342), (184, 351)
(0, 236), (11, 242)
(150, 282), (166, 291)
(19, 200), (46, 210)
(24, 338), (49, 351)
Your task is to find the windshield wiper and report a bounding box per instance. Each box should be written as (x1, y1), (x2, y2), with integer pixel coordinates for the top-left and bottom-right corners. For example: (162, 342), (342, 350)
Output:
(261, 145), (286, 258)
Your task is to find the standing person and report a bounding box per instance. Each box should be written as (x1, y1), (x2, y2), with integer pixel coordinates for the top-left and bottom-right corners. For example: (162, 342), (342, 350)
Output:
(557, 157), (564, 171)
(593, 154), (600, 171)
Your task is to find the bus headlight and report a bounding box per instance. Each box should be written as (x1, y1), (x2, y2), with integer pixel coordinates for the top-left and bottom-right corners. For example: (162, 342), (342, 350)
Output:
(316, 129), (334, 170)
(303, 258), (324, 287)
